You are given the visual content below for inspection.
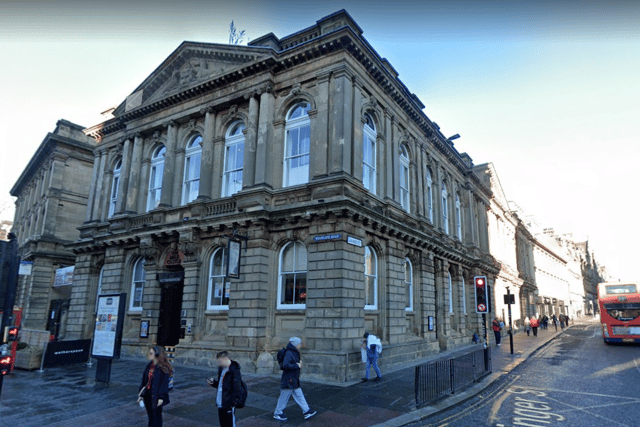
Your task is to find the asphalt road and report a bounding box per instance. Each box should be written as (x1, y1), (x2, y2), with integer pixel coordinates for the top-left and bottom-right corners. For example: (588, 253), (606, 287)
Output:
(411, 323), (640, 427)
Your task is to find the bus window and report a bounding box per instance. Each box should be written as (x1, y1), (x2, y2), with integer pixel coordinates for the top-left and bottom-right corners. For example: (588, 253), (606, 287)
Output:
(605, 284), (637, 295)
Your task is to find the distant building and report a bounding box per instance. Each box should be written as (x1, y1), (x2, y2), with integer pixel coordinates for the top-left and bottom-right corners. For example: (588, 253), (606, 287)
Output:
(0, 219), (11, 240)
(65, 10), (500, 382)
(10, 120), (94, 334)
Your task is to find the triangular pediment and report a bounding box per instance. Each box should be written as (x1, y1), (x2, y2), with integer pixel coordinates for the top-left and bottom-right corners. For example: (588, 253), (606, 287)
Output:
(113, 42), (271, 116)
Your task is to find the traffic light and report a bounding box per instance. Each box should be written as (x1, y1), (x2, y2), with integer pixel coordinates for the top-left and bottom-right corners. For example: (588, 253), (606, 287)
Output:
(0, 356), (11, 376)
(475, 276), (488, 313)
(3, 326), (18, 343)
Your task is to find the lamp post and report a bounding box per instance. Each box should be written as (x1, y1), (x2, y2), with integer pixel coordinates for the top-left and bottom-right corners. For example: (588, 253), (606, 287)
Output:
(506, 287), (514, 355)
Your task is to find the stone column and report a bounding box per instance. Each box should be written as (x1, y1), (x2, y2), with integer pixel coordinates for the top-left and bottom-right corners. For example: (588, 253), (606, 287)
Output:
(310, 71), (330, 179)
(212, 134), (225, 198)
(392, 122), (401, 204)
(255, 89), (275, 187)
(243, 94), (259, 188)
(329, 67), (353, 175)
(172, 145), (185, 207)
(85, 150), (102, 222)
(138, 159), (151, 213)
(384, 111), (394, 201)
(92, 149), (108, 222)
(116, 137), (133, 214)
(433, 163), (443, 232)
(467, 189), (477, 246)
(198, 107), (216, 200)
(352, 79), (364, 186)
(159, 121), (178, 207)
(125, 133), (144, 213)
(414, 144), (424, 217)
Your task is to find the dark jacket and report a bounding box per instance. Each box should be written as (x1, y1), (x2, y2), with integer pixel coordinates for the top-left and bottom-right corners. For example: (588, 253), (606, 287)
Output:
(140, 361), (171, 406)
(280, 343), (301, 390)
(210, 360), (243, 409)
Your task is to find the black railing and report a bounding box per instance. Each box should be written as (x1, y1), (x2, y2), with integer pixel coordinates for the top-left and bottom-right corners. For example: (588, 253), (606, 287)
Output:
(415, 347), (491, 407)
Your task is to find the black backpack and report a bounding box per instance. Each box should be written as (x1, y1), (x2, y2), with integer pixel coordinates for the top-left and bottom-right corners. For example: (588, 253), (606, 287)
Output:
(276, 347), (288, 370)
(236, 379), (248, 409)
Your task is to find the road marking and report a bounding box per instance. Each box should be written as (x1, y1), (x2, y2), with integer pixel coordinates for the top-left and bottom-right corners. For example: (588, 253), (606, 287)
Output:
(506, 386), (640, 401)
(634, 357), (640, 376)
(543, 395), (631, 427)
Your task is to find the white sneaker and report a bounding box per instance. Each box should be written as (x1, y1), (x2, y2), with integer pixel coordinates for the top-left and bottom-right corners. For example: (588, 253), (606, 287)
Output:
(274, 414), (288, 421)
(303, 410), (317, 420)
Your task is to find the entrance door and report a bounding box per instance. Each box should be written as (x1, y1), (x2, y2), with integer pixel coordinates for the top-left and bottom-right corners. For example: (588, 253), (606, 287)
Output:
(157, 282), (184, 346)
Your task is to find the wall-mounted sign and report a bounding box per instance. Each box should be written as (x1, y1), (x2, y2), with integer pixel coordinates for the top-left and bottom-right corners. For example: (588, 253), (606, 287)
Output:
(347, 236), (363, 247)
(19, 261), (33, 276)
(428, 316), (435, 331)
(92, 293), (126, 359)
(53, 266), (74, 287)
(164, 250), (184, 267)
(158, 271), (185, 284)
(227, 239), (241, 278)
(140, 320), (150, 338)
(313, 234), (341, 242)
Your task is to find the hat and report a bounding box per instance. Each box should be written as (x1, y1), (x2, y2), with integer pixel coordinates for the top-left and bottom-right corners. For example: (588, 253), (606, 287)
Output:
(289, 337), (302, 347)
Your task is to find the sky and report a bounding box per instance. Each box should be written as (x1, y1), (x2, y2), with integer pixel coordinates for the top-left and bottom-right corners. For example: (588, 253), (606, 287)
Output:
(1, 0), (639, 279)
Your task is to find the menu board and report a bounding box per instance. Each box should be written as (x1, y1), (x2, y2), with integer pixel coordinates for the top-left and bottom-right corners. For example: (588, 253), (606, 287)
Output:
(92, 293), (126, 358)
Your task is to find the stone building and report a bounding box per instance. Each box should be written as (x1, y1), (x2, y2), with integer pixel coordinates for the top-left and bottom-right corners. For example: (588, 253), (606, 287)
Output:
(9, 120), (95, 333)
(473, 163), (534, 329)
(65, 10), (499, 382)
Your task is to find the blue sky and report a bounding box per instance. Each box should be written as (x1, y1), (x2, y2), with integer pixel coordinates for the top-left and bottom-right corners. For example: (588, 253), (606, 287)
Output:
(1, 0), (639, 279)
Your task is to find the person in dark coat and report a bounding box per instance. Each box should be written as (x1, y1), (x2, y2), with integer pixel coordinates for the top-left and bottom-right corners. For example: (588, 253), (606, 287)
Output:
(273, 337), (316, 422)
(207, 351), (243, 427)
(138, 346), (172, 427)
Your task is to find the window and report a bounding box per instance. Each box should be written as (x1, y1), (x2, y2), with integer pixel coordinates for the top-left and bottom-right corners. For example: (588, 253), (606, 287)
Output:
(95, 266), (104, 313)
(363, 114), (376, 193)
(222, 122), (245, 197)
(455, 193), (462, 240)
(283, 103), (310, 187)
(399, 145), (410, 211)
(278, 242), (308, 309)
(405, 258), (413, 312)
(448, 271), (454, 314)
(147, 146), (166, 211)
(364, 246), (378, 310)
(442, 183), (449, 234)
(208, 248), (229, 310)
(108, 160), (122, 218)
(130, 259), (145, 311)
(182, 136), (202, 204)
(461, 276), (467, 314)
(426, 168), (433, 222)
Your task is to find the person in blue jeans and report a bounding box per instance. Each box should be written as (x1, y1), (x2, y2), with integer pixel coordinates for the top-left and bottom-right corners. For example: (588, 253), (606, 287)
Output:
(361, 332), (382, 382)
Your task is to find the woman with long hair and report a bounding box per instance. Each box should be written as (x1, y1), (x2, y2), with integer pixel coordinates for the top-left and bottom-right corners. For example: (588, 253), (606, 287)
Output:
(137, 346), (172, 427)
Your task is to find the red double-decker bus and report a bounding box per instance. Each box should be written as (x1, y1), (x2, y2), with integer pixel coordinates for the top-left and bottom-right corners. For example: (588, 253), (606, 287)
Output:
(598, 282), (640, 344)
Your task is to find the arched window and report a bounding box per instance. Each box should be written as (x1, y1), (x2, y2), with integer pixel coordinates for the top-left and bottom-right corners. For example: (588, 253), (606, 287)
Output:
(95, 266), (105, 313)
(147, 146), (166, 212)
(278, 242), (308, 309)
(442, 182), (449, 234)
(182, 135), (202, 205)
(426, 168), (433, 222)
(461, 276), (467, 314)
(130, 259), (145, 311)
(399, 145), (410, 212)
(363, 114), (376, 193)
(364, 246), (378, 310)
(405, 258), (413, 312)
(222, 121), (245, 197)
(283, 103), (311, 187)
(447, 271), (454, 314)
(455, 193), (462, 240)
(108, 159), (122, 218)
(208, 248), (229, 310)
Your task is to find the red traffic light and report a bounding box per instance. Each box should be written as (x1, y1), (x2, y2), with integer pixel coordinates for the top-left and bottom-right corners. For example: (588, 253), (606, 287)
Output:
(0, 356), (11, 375)
(475, 277), (485, 287)
(3, 326), (19, 343)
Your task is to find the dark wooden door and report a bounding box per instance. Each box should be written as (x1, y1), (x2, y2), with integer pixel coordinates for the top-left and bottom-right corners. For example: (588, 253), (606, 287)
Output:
(157, 283), (184, 346)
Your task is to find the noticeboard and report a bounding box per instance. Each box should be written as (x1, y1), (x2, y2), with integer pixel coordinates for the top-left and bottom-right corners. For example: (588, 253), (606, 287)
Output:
(91, 293), (126, 359)
(226, 238), (241, 279)
(53, 266), (74, 287)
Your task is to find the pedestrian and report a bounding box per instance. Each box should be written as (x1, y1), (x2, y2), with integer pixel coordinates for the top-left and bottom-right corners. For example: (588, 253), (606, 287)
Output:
(566, 315), (570, 326)
(530, 316), (539, 337)
(542, 315), (549, 330)
(207, 351), (243, 427)
(138, 346), (172, 427)
(552, 314), (558, 331)
(492, 318), (502, 346)
(560, 315), (565, 329)
(361, 332), (382, 382)
(273, 337), (317, 422)
(524, 317), (531, 336)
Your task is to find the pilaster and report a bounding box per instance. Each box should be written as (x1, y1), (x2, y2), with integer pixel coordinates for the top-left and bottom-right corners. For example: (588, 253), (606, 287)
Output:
(159, 121), (178, 207)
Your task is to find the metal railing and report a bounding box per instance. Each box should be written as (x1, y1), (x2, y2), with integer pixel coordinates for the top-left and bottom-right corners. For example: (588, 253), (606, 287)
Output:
(415, 347), (491, 407)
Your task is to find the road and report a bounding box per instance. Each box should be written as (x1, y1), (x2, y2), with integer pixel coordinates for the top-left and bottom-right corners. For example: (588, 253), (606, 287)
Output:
(411, 323), (640, 427)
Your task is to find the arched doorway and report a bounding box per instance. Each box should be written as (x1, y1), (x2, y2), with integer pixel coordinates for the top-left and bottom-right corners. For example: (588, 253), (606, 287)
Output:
(157, 266), (185, 347)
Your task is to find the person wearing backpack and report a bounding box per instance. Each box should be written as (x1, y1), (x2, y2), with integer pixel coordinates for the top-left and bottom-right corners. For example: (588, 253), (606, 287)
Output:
(207, 351), (245, 427)
(273, 337), (317, 422)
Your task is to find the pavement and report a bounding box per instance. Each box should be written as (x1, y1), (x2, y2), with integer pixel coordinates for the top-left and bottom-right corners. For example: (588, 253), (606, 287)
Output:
(0, 319), (593, 427)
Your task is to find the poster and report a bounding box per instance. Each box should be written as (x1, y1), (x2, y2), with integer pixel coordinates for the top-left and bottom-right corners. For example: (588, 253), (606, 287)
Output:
(226, 239), (241, 278)
(53, 266), (74, 287)
(92, 294), (124, 358)
(140, 320), (150, 338)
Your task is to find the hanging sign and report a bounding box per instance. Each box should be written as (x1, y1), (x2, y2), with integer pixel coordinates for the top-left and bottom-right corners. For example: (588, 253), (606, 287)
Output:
(226, 239), (241, 279)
